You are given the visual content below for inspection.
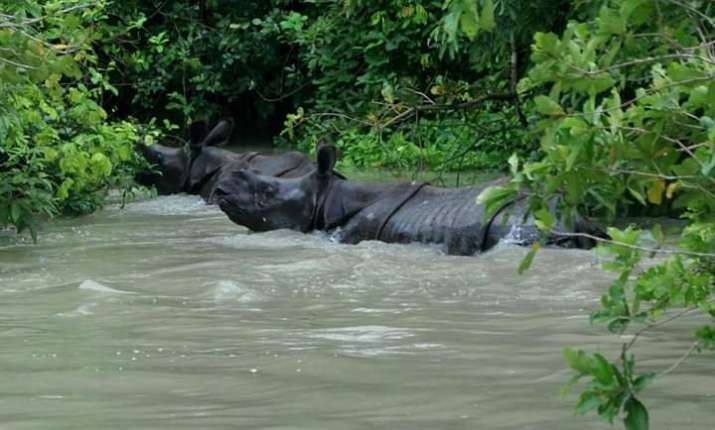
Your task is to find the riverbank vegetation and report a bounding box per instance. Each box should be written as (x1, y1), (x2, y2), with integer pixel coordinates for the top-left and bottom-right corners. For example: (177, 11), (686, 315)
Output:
(1, 1), (713, 429)
(475, 2), (714, 429)
(0, 1), (145, 239)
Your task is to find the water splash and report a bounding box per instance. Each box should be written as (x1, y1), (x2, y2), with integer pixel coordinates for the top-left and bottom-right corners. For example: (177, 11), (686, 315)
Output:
(79, 280), (134, 295)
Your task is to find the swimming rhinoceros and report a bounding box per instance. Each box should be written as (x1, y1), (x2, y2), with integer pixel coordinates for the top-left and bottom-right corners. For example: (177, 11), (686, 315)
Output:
(135, 119), (315, 203)
(214, 144), (602, 255)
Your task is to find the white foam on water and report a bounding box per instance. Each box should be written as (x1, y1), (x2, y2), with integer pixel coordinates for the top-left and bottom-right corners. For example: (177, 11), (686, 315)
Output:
(79, 280), (134, 295)
(209, 280), (264, 305)
(57, 302), (98, 318)
(120, 194), (220, 216)
(210, 229), (325, 250)
(340, 346), (409, 357)
(500, 224), (535, 245)
(412, 342), (443, 349)
(306, 325), (415, 343)
(304, 326), (422, 358)
(351, 307), (402, 314)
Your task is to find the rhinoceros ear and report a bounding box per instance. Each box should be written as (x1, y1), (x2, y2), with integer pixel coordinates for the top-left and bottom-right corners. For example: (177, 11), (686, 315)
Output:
(189, 120), (208, 149)
(201, 118), (234, 147)
(316, 143), (337, 177)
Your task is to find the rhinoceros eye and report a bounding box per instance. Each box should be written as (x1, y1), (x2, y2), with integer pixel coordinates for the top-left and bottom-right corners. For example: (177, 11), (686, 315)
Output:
(258, 184), (276, 196)
(255, 192), (270, 208)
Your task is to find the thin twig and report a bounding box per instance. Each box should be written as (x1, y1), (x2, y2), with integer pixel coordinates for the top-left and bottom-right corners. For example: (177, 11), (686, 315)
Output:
(552, 230), (715, 258)
(575, 52), (715, 76)
(626, 307), (701, 350)
(380, 92), (519, 128)
(306, 112), (374, 127)
(587, 167), (700, 181)
(617, 126), (715, 188)
(253, 80), (311, 103)
(0, 56), (35, 69)
(660, 0), (715, 29)
(660, 341), (702, 376)
(562, 75), (714, 119)
(405, 88), (436, 105)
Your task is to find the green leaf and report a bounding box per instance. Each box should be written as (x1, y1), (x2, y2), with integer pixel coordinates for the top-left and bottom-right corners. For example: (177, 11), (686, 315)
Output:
(91, 153), (113, 177)
(565, 142), (582, 171)
(29, 224), (38, 243)
(588, 189), (616, 214)
(701, 155), (715, 177)
(518, 242), (540, 274)
(508, 153), (519, 175)
(534, 208), (555, 230)
(591, 353), (615, 386)
(628, 187), (647, 206)
(476, 185), (517, 217)
(459, 1), (479, 40)
(563, 347), (592, 374)
(633, 373), (656, 393)
(479, 0), (495, 31)
(607, 317), (628, 334)
(598, 7), (626, 36)
(646, 180), (665, 205)
(624, 397), (649, 430)
(575, 391), (601, 415)
(10, 202), (21, 224)
(534, 95), (564, 116)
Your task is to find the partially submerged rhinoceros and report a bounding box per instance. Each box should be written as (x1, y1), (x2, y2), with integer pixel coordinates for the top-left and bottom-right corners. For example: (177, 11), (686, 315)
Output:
(214, 144), (602, 255)
(135, 119), (316, 203)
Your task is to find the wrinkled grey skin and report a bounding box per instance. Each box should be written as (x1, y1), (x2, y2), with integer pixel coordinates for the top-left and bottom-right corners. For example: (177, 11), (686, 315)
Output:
(136, 119), (315, 203)
(215, 145), (602, 256)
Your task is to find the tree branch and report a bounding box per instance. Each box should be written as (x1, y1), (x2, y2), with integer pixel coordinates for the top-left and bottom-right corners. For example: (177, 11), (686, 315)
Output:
(660, 341), (702, 376)
(551, 230), (715, 258)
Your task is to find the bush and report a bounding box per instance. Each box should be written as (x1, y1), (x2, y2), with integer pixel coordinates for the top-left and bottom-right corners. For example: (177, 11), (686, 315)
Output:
(479, 1), (715, 428)
(284, 107), (533, 172)
(0, 0), (146, 239)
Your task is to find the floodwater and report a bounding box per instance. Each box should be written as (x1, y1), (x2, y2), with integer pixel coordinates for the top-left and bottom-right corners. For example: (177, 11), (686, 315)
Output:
(0, 195), (712, 429)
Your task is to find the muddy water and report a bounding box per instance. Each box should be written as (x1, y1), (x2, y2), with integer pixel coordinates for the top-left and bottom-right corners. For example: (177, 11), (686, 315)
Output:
(0, 195), (712, 429)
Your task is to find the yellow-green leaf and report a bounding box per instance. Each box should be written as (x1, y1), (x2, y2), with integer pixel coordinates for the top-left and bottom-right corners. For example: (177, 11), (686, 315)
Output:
(518, 242), (540, 274)
(459, 2), (479, 40)
(534, 95), (564, 116)
(646, 179), (665, 205)
(479, 0), (495, 31)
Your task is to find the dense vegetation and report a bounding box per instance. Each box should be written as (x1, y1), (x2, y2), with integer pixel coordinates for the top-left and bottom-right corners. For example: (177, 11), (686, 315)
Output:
(0, 0), (145, 239)
(1, 1), (714, 429)
(99, 0), (570, 172)
(476, 1), (714, 429)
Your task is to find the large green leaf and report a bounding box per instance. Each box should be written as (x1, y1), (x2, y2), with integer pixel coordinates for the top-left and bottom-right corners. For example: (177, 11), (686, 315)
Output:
(476, 185), (517, 217)
(624, 397), (649, 430)
(534, 95), (564, 116)
(459, 0), (479, 40)
(479, 0), (495, 31)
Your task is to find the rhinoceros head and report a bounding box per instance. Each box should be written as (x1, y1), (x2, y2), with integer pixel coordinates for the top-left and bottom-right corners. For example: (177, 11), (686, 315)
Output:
(215, 144), (337, 232)
(135, 119), (234, 194)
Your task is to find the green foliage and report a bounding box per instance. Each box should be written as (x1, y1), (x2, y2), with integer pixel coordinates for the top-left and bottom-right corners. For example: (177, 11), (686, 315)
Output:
(1, 0), (145, 239)
(97, 1), (298, 127)
(95, 1), (571, 173)
(560, 223), (714, 430)
(285, 108), (531, 172)
(563, 347), (653, 430)
(476, 0), (715, 428)
(516, 0), (715, 219)
(276, 0), (572, 172)
(3, 2), (712, 426)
